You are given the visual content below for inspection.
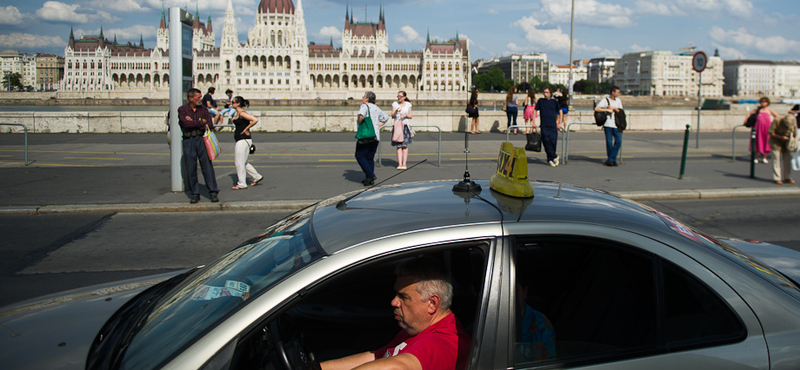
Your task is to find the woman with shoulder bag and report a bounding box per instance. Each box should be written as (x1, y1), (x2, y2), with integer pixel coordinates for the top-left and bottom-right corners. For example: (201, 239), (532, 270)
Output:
(230, 96), (264, 189)
(768, 114), (798, 185)
(522, 89), (537, 134)
(468, 89), (480, 134)
(745, 97), (779, 164)
(391, 91), (413, 170)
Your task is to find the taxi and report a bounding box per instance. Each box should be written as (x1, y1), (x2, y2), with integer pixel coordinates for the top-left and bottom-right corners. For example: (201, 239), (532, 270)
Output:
(2, 143), (800, 370)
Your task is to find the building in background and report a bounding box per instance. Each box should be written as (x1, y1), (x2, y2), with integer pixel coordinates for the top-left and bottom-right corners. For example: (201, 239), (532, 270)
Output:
(587, 57), (617, 84)
(36, 53), (65, 91)
(549, 63), (587, 87)
(59, 0), (469, 100)
(723, 60), (800, 98)
(475, 53), (549, 84)
(1, 49), (38, 90)
(615, 50), (723, 97)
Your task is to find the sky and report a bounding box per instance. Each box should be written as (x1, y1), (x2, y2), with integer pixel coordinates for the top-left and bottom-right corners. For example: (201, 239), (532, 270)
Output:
(0, 0), (797, 65)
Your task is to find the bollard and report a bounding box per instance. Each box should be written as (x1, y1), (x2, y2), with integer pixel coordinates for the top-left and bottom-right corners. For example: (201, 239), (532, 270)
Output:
(679, 124), (691, 179)
(750, 127), (756, 179)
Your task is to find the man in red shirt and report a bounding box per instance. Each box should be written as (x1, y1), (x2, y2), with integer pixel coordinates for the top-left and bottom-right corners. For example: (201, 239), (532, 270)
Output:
(321, 257), (471, 370)
(178, 88), (219, 204)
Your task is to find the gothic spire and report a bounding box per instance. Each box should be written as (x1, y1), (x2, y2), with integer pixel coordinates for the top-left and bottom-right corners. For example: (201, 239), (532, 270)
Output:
(99, 25), (104, 39)
(140, 34), (144, 47)
(69, 26), (74, 41)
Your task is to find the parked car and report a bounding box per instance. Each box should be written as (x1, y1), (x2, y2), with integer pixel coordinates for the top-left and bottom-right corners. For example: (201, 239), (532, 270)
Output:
(2, 178), (800, 370)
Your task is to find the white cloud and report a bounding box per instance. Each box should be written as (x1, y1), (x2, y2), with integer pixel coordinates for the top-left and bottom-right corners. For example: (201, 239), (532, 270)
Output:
(511, 15), (571, 52)
(88, 0), (148, 12)
(35, 1), (117, 24)
(711, 44), (745, 60)
(488, 9), (498, 15)
(108, 25), (158, 40)
(709, 26), (800, 56)
(393, 25), (424, 44)
(635, 0), (753, 19)
(317, 26), (340, 39)
(0, 6), (27, 25)
(0, 33), (65, 48)
(539, 0), (634, 28)
(630, 44), (650, 52)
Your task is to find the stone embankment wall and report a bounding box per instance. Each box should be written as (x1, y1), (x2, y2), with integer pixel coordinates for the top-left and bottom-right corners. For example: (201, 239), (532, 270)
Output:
(0, 106), (780, 134)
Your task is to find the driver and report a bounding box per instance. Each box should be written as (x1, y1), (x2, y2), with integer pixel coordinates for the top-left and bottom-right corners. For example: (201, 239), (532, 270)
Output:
(320, 256), (471, 370)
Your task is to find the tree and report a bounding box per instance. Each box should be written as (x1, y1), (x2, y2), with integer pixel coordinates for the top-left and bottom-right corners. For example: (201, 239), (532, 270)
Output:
(574, 79), (598, 94)
(1, 72), (23, 91)
(474, 67), (514, 92)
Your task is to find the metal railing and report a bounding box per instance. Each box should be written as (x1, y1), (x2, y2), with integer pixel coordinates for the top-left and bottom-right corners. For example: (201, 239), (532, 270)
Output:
(564, 122), (622, 165)
(731, 125), (752, 161)
(377, 124), (442, 167)
(1, 123), (30, 166)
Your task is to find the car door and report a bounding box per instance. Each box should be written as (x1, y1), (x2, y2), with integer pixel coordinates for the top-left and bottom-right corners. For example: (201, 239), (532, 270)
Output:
(491, 223), (769, 370)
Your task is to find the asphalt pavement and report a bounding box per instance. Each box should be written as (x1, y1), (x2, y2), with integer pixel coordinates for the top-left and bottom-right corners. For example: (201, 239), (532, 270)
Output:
(0, 129), (799, 214)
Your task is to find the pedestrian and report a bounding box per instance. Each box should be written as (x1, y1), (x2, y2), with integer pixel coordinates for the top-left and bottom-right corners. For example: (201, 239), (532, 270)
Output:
(178, 87), (219, 203)
(468, 89), (480, 134)
(534, 87), (563, 167)
(505, 87), (520, 134)
(218, 89), (237, 124)
(522, 89), (537, 134)
(556, 88), (569, 130)
(356, 91), (389, 186)
(202, 87), (222, 126)
(789, 104), (800, 126)
(595, 86), (624, 166)
(768, 115), (797, 185)
(391, 91), (413, 170)
(229, 96), (264, 190)
(744, 97), (779, 164)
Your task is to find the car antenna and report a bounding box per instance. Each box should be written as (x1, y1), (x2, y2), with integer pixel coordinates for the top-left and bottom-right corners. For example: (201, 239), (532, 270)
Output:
(453, 130), (481, 192)
(336, 159), (428, 210)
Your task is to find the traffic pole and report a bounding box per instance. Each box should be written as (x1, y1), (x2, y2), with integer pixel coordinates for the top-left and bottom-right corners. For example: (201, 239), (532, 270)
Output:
(679, 124), (690, 179)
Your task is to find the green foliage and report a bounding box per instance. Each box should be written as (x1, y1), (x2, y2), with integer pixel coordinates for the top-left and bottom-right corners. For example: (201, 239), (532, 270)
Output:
(473, 67), (514, 92)
(573, 79), (614, 95)
(1, 72), (24, 91)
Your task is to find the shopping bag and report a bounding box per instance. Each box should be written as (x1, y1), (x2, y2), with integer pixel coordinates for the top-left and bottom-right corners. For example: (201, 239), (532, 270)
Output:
(392, 121), (405, 142)
(204, 129), (221, 161)
(525, 129), (541, 152)
(356, 105), (377, 142)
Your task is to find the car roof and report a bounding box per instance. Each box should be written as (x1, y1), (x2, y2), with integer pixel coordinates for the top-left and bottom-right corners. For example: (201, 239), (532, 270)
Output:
(310, 180), (672, 254)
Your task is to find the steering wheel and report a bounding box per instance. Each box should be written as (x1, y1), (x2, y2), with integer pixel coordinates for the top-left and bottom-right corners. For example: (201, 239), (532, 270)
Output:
(267, 320), (319, 370)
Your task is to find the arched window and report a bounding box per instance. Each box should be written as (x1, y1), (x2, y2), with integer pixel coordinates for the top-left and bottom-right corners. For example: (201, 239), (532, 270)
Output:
(278, 31), (283, 46)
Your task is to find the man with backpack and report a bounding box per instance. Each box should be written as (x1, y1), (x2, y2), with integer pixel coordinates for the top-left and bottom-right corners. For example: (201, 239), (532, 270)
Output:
(595, 86), (624, 166)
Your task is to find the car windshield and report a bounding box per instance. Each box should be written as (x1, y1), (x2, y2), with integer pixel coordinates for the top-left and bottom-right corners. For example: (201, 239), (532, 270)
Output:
(119, 207), (322, 370)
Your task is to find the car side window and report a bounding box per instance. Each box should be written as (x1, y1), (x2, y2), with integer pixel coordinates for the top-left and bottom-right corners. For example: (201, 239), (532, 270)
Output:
(227, 243), (488, 370)
(513, 236), (744, 369)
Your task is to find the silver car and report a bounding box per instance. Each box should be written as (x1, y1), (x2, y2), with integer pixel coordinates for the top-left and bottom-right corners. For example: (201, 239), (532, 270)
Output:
(2, 180), (800, 370)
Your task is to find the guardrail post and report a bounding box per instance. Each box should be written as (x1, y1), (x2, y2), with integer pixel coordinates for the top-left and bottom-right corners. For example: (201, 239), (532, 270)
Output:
(750, 126), (756, 179)
(679, 124), (690, 179)
(0, 123), (30, 166)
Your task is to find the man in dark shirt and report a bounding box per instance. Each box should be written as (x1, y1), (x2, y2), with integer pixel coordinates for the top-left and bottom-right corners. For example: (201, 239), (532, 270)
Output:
(179, 88), (219, 203)
(534, 87), (563, 167)
(202, 87), (222, 126)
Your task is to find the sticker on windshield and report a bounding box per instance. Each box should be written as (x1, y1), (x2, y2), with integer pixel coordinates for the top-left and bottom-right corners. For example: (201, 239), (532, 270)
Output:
(191, 280), (251, 301)
(656, 211), (707, 245)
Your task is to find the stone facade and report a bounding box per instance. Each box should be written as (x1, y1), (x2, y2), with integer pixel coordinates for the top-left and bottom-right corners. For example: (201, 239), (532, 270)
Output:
(723, 60), (800, 98)
(58, 0), (470, 100)
(616, 50), (724, 97)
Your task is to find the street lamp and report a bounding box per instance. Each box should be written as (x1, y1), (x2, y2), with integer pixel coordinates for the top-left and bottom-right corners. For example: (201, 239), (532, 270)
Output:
(567, 0), (575, 109)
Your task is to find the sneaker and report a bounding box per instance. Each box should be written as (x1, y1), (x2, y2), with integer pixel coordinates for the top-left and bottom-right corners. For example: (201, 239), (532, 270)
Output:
(553, 156), (560, 166)
(762, 158), (768, 164)
(754, 159), (759, 164)
(190, 195), (200, 204)
(210, 194), (219, 203)
(548, 160), (556, 167)
(604, 160), (614, 167)
(397, 166), (407, 170)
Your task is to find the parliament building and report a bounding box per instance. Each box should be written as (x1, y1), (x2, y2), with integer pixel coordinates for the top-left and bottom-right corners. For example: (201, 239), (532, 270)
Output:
(59, 0), (470, 100)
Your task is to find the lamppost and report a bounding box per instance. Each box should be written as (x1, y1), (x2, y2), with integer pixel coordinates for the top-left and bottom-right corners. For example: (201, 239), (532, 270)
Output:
(567, 0), (575, 109)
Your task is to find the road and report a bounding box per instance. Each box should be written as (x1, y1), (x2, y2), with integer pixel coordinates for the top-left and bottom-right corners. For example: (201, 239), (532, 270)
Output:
(1, 196), (797, 308)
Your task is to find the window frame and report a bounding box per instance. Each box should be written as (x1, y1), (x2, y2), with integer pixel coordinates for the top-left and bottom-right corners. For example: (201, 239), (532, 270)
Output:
(500, 225), (759, 370)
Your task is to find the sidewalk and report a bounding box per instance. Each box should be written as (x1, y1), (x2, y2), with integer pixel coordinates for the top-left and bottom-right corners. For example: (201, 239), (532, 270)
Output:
(0, 131), (798, 213)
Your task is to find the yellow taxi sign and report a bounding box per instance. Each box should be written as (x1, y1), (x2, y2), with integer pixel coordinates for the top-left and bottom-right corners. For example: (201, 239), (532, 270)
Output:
(490, 142), (534, 198)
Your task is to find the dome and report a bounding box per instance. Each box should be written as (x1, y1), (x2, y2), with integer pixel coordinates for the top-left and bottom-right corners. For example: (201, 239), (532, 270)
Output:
(258, 0), (295, 14)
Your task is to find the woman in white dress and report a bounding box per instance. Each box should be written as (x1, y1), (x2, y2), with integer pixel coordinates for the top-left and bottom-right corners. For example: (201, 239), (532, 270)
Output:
(391, 91), (413, 170)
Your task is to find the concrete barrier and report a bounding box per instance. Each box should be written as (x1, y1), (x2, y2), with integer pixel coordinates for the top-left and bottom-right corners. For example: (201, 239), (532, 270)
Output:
(0, 107), (783, 134)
